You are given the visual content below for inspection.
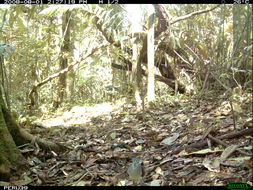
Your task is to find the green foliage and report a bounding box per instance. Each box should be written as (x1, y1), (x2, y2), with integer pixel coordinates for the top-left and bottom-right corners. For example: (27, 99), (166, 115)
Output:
(1, 4), (251, 118)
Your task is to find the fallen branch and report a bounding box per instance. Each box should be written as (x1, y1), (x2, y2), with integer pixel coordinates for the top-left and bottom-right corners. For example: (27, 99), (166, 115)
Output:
(171, 128), (253, 154)
(207, 134), (252, 156)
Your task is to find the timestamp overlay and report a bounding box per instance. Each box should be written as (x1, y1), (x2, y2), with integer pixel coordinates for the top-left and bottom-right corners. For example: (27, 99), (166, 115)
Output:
(3, 0), (119, 3)
(4, 0), (42, 3)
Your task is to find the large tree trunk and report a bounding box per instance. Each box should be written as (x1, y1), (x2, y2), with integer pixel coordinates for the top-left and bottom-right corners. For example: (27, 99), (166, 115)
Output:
(0, 55), (11, 110)
(0, 88), (66, 181)
(0, 88), (27, 181)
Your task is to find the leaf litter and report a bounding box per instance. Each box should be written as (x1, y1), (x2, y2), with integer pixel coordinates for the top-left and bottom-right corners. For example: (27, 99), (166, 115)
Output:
(12, 96), (253, 186)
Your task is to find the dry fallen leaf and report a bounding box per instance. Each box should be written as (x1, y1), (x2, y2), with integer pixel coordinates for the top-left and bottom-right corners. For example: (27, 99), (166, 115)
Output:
(202, 157), (220, 172)
(161, 133), (179, 145)
(220, 145), (239, 162)
(150, 179), (162, 186)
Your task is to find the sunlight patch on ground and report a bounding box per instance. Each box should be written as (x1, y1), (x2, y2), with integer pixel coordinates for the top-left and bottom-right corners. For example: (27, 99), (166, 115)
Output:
(33, 100), (127, 128)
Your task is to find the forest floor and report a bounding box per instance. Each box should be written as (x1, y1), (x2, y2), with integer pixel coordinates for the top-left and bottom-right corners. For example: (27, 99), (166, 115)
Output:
(11, 94), (253, 186)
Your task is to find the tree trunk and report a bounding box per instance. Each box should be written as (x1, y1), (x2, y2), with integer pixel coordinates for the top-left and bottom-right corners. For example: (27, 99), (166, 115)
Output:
(55, 10), (72, 108)
(147, 5), (155, 103)
(0, 88), (66, 181)
(0, 87), (27, 181)
(0, 55), (11, 110)
(132, 33), (142, 108)
(30, 56), (39, 107)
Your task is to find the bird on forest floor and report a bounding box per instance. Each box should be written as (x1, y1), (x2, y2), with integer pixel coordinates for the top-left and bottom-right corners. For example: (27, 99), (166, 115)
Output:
(127, 157), (144, 185)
